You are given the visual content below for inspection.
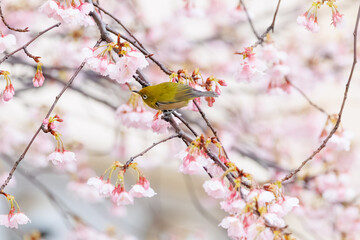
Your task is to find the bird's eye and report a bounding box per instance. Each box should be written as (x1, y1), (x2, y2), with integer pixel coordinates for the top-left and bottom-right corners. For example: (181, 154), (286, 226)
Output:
(142, 94), (148, 100)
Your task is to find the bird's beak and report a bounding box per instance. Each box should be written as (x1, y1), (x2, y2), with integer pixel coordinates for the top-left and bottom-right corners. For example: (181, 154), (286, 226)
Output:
(132, 90), (139, 94)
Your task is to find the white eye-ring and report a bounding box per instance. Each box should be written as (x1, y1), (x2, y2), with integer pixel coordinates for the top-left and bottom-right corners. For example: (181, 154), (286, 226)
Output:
(142, 94), (148, 100)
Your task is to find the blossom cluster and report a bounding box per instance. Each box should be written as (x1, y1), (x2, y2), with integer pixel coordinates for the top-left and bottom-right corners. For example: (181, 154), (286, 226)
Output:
(178, 135), (225, 175)
(235, 44), (291, 93)
(84, 40), (148, 84)
(40, 0), (94, 26)
(87, 161), (156, 207)
(297, 0), (344, 33)
(0, 193), (30, 229)
(204, 180), (299, 239)
(44, 115), (77, 171)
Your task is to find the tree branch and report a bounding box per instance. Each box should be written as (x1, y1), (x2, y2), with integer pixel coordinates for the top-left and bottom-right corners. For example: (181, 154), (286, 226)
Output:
(0, 23), (61, 65)
(0, 39), (102, 191)
(281, 3), (360, 182)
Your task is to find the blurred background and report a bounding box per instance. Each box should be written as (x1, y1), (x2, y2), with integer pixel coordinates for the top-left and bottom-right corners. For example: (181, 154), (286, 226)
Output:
(0, 0), (359, 239)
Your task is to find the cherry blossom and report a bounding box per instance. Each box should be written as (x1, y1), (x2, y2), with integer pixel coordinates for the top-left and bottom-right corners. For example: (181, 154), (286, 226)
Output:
(0, 212), (31, 229)
(32, 62), (45, 87)
(129, 176), (156, 198)
(111, 186), (134, 206)
(116, 103), (153, 130)
(2, 83), (14, 102)
(40, 0), (94, 26)
(108, 49), (149, 84)
(219, 216), (246, 239)
(87, 177), (115, 198)
(203, 178), (228, 199)
(297, 1), (321, 33)
(48, 149), (77, 168)
(84, 44), (148, 84)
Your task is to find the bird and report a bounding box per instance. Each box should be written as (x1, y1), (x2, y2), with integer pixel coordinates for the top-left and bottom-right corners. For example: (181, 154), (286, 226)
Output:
(133, 82), (218, 110)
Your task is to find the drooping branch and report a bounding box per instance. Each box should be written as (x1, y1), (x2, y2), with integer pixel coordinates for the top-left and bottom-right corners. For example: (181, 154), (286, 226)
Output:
(281, 3), (360, 182)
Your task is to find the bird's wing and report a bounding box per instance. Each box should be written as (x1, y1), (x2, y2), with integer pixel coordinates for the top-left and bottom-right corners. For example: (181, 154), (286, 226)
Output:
(172, 84), (197, 102)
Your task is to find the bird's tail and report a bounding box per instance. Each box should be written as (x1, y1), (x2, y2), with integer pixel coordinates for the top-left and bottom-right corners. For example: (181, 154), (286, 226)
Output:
(195, 90), (218, 98)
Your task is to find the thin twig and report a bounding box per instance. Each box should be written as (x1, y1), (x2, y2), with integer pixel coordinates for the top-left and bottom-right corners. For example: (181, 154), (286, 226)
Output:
(0, 39), (102, 191)
(93, 2), (146, 51)
(286, 76), (329, 116)
(281, 3), (360, 182)
(0, 23), (61, 65)
(172, 111), (198, 136)
(124, 134), (180, 168)
(23, 47), (40, 63)
(250, 0), (282, 48)
(193, 101), (230, 160)
(1, 154), (74, 226)
(239, 0), (260, 39)
(0, 1), (29, 32)
(270, 0), (282, 32)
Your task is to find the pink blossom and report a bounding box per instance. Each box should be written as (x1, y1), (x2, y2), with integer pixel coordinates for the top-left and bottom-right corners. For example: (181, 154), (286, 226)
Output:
(203, 178), (228, 199)
(32, 71), (45, 87)
(151, 117), (171, 134)
(235, 61), (264, 82)
(108, 49), (148, 84)
(331, 11), (344, 28)
(111, 186), (134, 206)
(219, 216), (246, 239)
(263, 213), (286, 228)
(0, 212), (31, 229)
(247, 189), (275, 206)
(83, 48), (113, 76)
(47, 150), (77, 169)
(2, 84), (15, 102)
(335, 206), (360, 234)
(312, 172), (355, 202)
(220, 191), (246, 214)
(178, 150), (210, 175)
(87, 177), (103, 190)
(40, 0), (94, 26)
(47, 149), (63, 165)
(129, 176), (156, 198)
(116, 104), (154, 130)
(0, 34), (16, 53)
(87, 177), (115, 198)
(297, 14), (320, 33)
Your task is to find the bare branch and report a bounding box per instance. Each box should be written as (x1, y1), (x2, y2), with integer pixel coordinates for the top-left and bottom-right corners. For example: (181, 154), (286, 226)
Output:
(124, 134), (180, 168)
(0, 1), (29, 32)
(0, 23), (61, 65)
